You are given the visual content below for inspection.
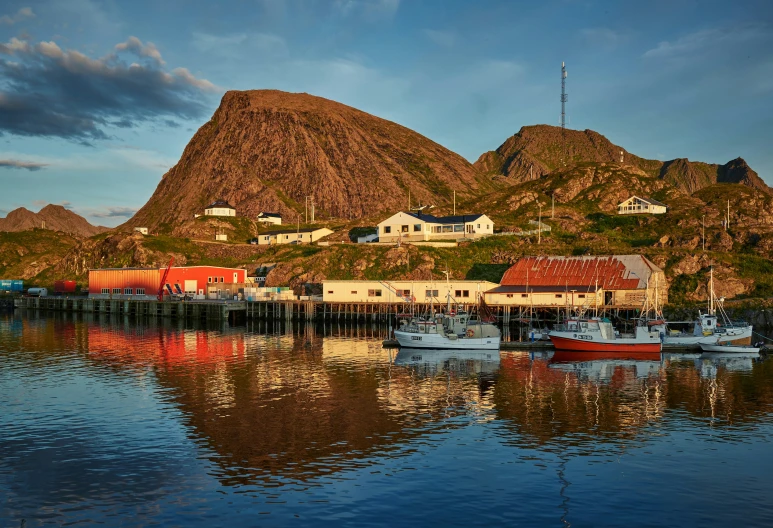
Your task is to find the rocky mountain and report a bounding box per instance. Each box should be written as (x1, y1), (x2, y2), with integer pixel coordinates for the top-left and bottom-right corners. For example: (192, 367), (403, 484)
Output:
(475, 125), (771, 195)
(0, 205), (109, 238)
(126, 90), (490, 233)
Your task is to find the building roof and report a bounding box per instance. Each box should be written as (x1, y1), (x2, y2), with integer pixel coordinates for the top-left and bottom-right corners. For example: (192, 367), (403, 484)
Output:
(404, 212), (486, 224)
(206, 199), (235, 209)
(619, 196), (668, 208)
(486, 284), (601, 294)
(257, 212), (282, 218)
(500, 255), (661, 290)
(262, 227), (332, 235)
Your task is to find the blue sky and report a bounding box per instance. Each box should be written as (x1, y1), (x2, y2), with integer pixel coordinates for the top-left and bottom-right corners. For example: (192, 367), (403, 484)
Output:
(0, 0), (771, 226)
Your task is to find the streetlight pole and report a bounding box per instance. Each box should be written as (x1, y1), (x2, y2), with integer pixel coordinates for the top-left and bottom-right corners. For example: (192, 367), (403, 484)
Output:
(702, 214), (705, 251)
(551, 191), (555, 219)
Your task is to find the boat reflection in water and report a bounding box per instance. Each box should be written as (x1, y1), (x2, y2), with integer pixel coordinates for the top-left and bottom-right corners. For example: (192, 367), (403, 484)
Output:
(548, 350), (662, 383)
(393, 348), (500, 377)
(696, 351), (760, 379)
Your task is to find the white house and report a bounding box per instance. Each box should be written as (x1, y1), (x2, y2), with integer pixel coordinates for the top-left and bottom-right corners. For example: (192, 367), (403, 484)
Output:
(204, 200), (236, 217)
(322, 280), (499, 304)
(133, 227), (148, 235)
(256, 227), (334, 245)
(377, 212), (494, 243)
(617, 196), (667, 215)
(257, 212), (282, 225)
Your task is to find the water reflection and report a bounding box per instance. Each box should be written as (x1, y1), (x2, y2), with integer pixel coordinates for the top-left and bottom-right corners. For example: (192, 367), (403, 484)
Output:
(3, 312), (773, 526)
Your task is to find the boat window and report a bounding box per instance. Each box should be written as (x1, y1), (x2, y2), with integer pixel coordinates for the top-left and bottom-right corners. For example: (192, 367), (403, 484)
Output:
(581, 322), (588, 328)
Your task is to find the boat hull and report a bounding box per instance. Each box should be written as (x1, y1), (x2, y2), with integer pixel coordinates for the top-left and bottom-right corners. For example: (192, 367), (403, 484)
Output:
(699, 343), (760, 353)
(394, 330), (500, 350)
(549, 335), (661, 353)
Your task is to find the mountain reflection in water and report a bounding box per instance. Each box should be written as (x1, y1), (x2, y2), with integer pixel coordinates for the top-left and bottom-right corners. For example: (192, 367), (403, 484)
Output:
(2, 312), (773, 527)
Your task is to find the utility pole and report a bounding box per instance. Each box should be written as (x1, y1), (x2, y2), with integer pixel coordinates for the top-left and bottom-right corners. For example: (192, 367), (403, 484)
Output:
(551, 191), (555, 219)
(726, 200), (730, 231)
(453, 190), (456, 215)
(538, 203), (543, 245)
(702, 214), (705, 251)
(311, 198), (315, 223)
(305, 196), (308, 224)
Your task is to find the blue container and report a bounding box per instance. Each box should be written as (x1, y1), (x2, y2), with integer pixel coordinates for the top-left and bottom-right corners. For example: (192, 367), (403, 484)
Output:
(0, 280), (23, 292)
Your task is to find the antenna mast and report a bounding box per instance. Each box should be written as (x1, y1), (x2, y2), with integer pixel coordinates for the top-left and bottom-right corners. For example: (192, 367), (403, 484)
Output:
(561, 61), (568, 166)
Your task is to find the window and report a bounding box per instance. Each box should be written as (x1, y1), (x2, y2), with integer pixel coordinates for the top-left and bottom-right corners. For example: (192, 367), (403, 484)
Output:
(486, 224), (490, 229)
(521, 293), (528, 298)
(462, 290), (469, 298)
(351, 290), (357, 294)
(264, 236), (270, 241)
(555, 294), (563, 298)
(101, 288), (109, 294)
(112, 288), (120, 294)
(136, 288), (145, 295)
(507, 294), (514, 298)
(401, 225), (409, 233)
(414, 224), (421, 232)
(368, 289), (382, 297)
(285, 235), (289, 240)
(578, 294), (586, 299)
(328, 290), (334, 294)
(220, 277), (224, 283)
(425, 289), (438, 298)
(124, 288), (133, 295)
(455, 290), (461, 297)
(402, 289), (411, 297)
(442, 225), (453, 233)
(453, 224), (464, 232)
(384, 226), (392, 234)
(208, 277), (212, 283)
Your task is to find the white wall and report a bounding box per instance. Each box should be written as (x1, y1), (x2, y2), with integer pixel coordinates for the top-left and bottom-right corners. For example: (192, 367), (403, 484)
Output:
(205, 207), (236, 217)
(322, 280), (498, 304)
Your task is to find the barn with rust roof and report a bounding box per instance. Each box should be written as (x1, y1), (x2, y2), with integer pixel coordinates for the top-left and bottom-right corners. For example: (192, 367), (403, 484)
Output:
(484, 255), (667, 309)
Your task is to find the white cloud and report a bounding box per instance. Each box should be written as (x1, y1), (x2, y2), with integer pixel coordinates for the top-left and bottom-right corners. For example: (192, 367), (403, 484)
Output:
(191, 31), (288, 57)
(423, 29), (455, 48)
(115, 36), (165, 66)
(89, 206), (137, 218)
(0, 7), (34, 25)
(334, 0), (400, 21)
(644, 25), (769, 59)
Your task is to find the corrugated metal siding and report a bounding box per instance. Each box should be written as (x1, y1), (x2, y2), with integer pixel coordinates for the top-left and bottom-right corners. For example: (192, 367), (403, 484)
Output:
(88, 269), (159, 294)
(88, 266), (247, 295)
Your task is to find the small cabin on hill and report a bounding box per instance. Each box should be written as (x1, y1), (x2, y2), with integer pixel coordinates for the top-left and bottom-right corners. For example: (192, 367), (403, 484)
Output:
(204, 200), (236, 217)
(617, 196), (667, 215)
(378, 211), (494, 243)
(484, 255), (667, 309)
(256, 227), (333, 245)
(257, 212), (282, 225)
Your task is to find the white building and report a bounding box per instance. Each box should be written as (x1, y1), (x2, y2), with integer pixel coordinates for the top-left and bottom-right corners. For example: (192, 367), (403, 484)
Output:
(256, 227), (334, 245)
(322, 280), (499, 304)
(617, 196), (667, 215)
(204, 200), (236, 217)
(133, 227), (148, 235)
(377, 212), (494, 243)
(257, 212), (282, 225)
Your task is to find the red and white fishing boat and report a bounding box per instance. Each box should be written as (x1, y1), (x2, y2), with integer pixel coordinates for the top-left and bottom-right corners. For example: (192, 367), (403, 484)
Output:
(549, 317), (662, 353)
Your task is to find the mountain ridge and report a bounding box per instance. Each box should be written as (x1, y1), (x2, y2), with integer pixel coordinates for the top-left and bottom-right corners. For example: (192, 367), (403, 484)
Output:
(0, 205), (109, 238)
(474, 124), (771, 195)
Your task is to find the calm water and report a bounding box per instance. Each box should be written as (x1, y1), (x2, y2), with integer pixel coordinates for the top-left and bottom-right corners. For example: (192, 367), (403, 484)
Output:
(2, 313), (773, 527)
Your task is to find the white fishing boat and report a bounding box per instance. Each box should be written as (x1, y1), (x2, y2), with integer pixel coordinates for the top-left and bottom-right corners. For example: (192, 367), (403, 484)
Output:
(651, 267), (752, 349)
(699, 342), (760, 354)
(394, 277), (501, 350)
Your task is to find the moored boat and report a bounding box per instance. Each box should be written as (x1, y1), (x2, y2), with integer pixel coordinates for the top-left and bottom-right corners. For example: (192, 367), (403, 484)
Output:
(394, 310), (501, 350)
(549, 317), (662, 353)
(699, 342), (760, 354)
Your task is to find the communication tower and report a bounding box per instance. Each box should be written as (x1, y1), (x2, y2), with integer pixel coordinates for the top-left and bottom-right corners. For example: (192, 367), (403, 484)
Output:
(561, 62), (568, 166)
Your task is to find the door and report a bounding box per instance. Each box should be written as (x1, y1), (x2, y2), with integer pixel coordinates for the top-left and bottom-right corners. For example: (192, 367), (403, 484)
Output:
(604, 291), (613, 305)
(184, 280), (197, 294)
(233, 273), (238, 283)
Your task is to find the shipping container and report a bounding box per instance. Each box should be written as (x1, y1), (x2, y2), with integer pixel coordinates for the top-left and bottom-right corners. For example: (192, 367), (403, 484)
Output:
(0, 279), (23, 292)
(27, 288), (48, 297)
(54, 280), (77, 293)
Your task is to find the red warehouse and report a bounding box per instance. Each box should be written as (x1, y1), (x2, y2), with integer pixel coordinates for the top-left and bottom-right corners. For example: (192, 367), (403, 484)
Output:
(88, 266), (247, 298)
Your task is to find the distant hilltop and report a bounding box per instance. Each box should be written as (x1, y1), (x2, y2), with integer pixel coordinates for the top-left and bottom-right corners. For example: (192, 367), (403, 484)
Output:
(474, 124), (771, 195)
(0, 204), (109, 238)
